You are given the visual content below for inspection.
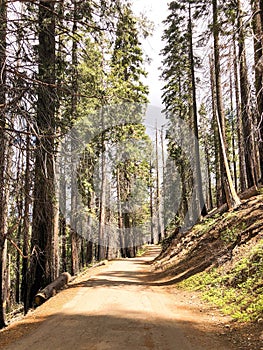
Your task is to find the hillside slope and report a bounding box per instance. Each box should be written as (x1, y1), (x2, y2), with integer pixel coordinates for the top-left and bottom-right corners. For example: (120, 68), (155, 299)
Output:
(153, 194), (263, 323)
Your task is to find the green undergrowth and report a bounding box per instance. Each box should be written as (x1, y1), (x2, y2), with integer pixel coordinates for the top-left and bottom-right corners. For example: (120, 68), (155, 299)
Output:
(136, 245), (148, 256)
(193, 215), (220, 237)
(178, 240), (263, 322)
(194, 211), (241, 240)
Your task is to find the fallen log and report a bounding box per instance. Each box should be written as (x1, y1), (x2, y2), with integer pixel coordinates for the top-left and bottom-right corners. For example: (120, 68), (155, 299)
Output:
(206, 185), (262, 219)
(239, 185), (260, 200)
(34, 272), (71, 307)
(91, 260), (108, 268)
(206, 203), (228, 219)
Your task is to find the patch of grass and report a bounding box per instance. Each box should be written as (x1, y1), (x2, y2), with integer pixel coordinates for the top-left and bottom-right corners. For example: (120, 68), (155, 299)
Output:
(220, 222), (247, 244)
(178, 240), (263, 322)
(221, 227), (238, 243)
(193, 217), (219, 237)
(136, 245), (148, 257)
(223, 211), (238, 220)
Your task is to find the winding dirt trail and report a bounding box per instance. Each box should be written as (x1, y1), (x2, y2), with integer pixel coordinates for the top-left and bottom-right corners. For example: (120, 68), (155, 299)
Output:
(1, 246), (238, 350)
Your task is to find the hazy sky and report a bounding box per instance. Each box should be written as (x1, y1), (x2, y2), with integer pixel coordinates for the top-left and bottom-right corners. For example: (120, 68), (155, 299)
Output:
(131, 1), (170, 107)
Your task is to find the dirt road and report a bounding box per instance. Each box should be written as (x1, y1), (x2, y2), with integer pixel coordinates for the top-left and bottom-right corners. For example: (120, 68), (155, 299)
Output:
(1, 246), (237, 350)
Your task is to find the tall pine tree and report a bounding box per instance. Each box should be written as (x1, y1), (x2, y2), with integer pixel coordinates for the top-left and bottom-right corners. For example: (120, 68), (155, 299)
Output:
(25, 1), (57, 312)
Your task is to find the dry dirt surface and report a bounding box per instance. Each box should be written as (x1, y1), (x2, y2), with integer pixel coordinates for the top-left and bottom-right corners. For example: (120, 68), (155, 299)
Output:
(0, 246), (257, 350)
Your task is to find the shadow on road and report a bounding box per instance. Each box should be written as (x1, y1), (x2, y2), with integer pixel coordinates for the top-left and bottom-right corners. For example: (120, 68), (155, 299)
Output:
(1, 311), (235, 350)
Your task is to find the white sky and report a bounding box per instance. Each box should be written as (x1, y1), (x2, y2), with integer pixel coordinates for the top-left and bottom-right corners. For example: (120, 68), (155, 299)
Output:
(131, 1), (170, 107)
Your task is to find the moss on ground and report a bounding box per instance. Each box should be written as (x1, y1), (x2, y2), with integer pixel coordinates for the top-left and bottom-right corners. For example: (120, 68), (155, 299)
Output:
(178, 240), (263, 322)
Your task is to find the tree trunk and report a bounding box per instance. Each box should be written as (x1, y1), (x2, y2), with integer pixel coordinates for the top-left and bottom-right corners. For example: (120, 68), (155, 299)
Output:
(188, 3), (207, 217)
(70, 0), (79, 275)
(21, 132), (31, 308)
(15, 207), (22, 304)
(117, 167), (125, 257)
(257, 0), (263, 179)
(237, 0), (258, 187)
(231, 118), (238, 191)
(25, 1), (56, 312)
(252, 0), (263, 180)
(71, 229), (79, 276)
(86, 192), (94, 265)
(14, 148), (22, 304)
(53, 145), (60, 280)
(229, 50), (238, 191)
(213, 0), (227, 205)
(59, 150), (67, 273)
(61, 217), (67, 272)
(0, 0), (7, 329)
(215, 108), (241, 209)
(98, 141), (106, 261)
(233, 34), (247, 191)
(212, 0), (241, 209)
(123, 212), (132, 258)
(160, 128), (167, 238)
(4, 254), (10, 312)
(205, 143), (213, 211)
(149, 162), (154, 244)
(2, 141), (11, 314)
(209, 54), (221, 207)
(155, 127), (162, 243)
(86, 239), (93, 265)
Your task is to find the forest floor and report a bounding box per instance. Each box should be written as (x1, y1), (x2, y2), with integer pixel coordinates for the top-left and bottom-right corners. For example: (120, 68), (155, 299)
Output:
(1, 245), (261, 350)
